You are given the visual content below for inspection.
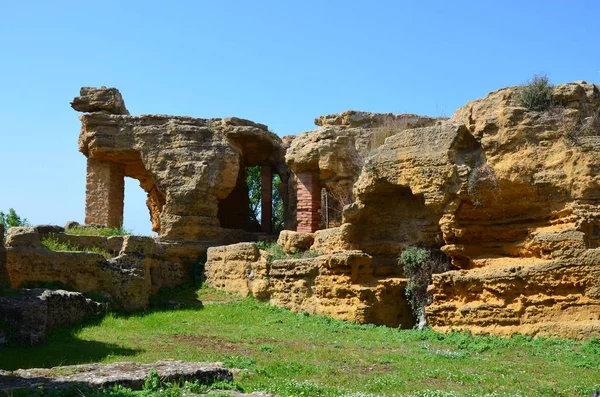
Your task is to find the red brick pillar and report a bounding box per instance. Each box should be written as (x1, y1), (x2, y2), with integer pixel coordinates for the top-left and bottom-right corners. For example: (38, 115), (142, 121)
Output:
(296, 172), (320, 233)
(261, 165), (272, 234)
(85, 158), (125, 228)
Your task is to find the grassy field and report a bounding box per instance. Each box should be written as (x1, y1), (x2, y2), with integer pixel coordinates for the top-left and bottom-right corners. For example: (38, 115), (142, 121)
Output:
(1, 286), (599, 397)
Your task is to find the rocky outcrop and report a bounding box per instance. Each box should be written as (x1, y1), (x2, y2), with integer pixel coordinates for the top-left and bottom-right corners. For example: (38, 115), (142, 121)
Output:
(423, 81), (600, 338)
(298, 81), (600, 338)
(427, 249), (600, 340)
(0, 361), (232, 395)
(0, 289), (107, 345)
(73, 87), (292, 241)
(71, 86), (130, 115)
(286, 111), (443, 226)
(205, 242), (413, 327)
(341, 123), (480, 274)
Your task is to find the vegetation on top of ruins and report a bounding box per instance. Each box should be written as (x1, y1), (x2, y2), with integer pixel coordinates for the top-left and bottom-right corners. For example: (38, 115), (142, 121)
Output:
(41, 236), (113, 259)
(399, 247), (450, 328)
(0, 208), (29, 235)
(65, 226), (131, 237)
(1, 286), (598, 396)
(256, 240), (319, 264)
(515, 74), (554, 111)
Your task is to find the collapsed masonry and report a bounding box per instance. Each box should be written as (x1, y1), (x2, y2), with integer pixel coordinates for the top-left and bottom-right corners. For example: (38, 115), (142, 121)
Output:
(2, 82), (600, 340)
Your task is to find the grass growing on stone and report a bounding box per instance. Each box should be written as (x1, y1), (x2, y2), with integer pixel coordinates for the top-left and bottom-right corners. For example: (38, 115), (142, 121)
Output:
(66, 226), (131, 237)
(256, 241), (320, 263)
(41, 236), (113, 259)
(1, 287), (599, 397)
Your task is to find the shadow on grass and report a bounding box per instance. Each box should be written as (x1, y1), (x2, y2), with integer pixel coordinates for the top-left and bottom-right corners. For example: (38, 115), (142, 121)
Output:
(0, 317), (141, 371)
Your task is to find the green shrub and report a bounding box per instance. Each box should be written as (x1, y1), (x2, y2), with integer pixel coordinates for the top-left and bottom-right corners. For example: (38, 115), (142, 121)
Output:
(515, 74), (554, 111)
(399, 247), (450, 327)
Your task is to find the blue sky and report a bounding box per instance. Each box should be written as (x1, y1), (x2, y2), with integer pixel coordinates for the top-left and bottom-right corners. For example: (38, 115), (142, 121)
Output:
(1, 1), (599, 234)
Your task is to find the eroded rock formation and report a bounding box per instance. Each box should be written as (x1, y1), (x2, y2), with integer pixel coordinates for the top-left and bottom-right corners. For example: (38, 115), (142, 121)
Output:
(312, 81), (600, 338)
(74, 87), (291, 240)
(286, 111), (443, 231)
(4, 82), (598, 341)
(425, 81), (600, 338)
(205, 241), (413, 327)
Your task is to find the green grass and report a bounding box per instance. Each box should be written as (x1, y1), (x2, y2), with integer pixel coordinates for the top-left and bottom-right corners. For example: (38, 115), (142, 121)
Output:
(1, 287), (599, 396)
(41, 236), (113, 259)
(65, 226), (131, 237)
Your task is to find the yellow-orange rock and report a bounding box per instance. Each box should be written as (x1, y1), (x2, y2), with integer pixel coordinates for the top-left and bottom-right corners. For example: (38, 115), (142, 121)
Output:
(205, 242), (414, 327)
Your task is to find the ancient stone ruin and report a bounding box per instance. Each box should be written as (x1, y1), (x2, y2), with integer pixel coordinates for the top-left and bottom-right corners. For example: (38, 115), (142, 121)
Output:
(1, 81), (599, 342)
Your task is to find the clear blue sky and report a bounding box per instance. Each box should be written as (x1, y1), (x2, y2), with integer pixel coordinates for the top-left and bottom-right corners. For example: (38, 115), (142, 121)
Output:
(1, 1), (599, 234)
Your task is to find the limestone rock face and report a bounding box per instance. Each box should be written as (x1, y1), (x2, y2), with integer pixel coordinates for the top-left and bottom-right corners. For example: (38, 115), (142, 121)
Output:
(74, 87), (290, 241)
(443, 81), (600, 265)
(303, 81), (600, 338)
(424, 81), (600, 338)
(0, 289), (107, 345)
(286, 112), (442, 226)
(339, 123), (480, 274)
(427, 249), (600, 340)
(205, 242), (414, 327)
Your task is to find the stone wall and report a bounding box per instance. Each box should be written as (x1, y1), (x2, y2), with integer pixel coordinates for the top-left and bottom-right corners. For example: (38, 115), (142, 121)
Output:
(3, 226), (210, 310)
(204, 241), (414, 328)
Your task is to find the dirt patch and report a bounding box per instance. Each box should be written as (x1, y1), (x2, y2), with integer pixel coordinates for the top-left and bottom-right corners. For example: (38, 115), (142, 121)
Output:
(171, 334), (252, 355)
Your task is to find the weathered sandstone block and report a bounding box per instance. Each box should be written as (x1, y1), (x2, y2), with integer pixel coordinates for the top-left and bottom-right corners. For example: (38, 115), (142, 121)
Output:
(0, 361), (232, 394)
(0, 289), (107, 345)
(277, 230), (314, 254)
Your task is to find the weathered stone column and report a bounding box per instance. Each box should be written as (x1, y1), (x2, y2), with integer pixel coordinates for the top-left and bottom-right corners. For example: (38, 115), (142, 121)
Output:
(261, 164), (272, 234)
(85, 159), (125, 228)
(296, 172), (320, 233)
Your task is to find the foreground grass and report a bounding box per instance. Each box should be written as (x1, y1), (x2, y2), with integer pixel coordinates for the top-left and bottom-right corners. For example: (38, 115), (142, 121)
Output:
(1, 287), (599, 397)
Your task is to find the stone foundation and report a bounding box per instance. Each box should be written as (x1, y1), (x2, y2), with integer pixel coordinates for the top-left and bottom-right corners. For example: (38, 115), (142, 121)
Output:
(3, 226), (204, 310)
(205, 242), (414, 328)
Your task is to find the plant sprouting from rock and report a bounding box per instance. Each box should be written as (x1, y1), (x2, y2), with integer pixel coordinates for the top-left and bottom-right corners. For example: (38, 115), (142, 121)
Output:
(515, 74), (554, 111)
(399, 247), (450, 329)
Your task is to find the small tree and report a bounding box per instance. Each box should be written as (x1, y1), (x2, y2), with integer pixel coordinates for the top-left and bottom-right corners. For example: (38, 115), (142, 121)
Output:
(399, 247), (449, 329)
(245, 166), (284, 234)
(0, 208), (30, 235)
(515, 74), (554, 111)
